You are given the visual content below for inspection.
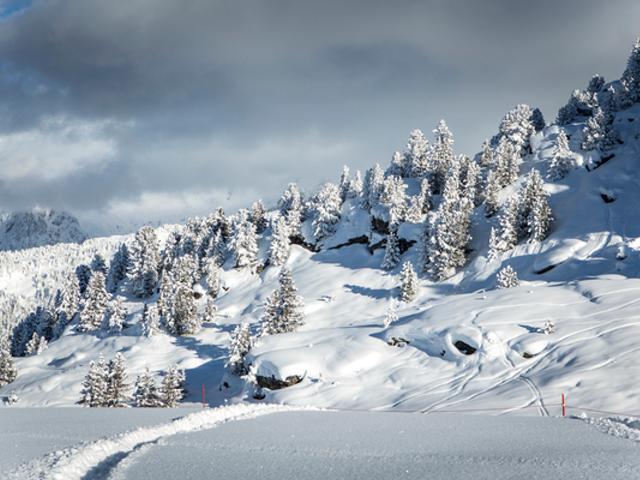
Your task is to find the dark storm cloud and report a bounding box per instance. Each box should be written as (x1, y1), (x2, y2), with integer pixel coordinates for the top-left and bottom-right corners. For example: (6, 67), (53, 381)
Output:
(0, 0), (639, 230)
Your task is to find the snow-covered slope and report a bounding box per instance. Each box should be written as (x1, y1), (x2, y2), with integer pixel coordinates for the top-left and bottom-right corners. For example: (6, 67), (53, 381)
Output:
(0, 208), (87, 251)
(2, 46), (640, 420)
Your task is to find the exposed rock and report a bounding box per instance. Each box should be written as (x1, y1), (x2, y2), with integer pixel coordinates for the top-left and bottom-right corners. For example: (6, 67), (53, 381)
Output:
(256, 374), (303, 390)
(453, 340), (477, 355)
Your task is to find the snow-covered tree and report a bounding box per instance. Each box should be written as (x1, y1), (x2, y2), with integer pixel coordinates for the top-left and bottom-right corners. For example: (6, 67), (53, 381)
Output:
(379, 175), (407, 227)
(0, 337), (17, 387)
(383, 299), (398, 328)
(548, 129), (574, 180)
(399, 262), (418, 302)
(80, 355), (108, 407)
(349, 170), (364, 199)
(405, 196), (423, 223)
(160, 365), (185, 407)
(309, 183), (342, 242)
(494, 136), (520, 187)
(495, 104), (536, 155)
(278, 183), (304, 237)
(484, 170), (500, 217)
(107, 243), (130, 293)
(91, 254), (108, 275)
(387, 150), (406, 177)
(431, 120), (455, 193)
(581, 106), (617, 153)
(250, 200), (267, 234)
(405, 129), (430, 177)
(621, 37), (640, 104)
(203, 257), (221, 297)
(106, 352), (130, 408)
(227, 322), (252, 375)
(269, 215), (291, 267)
(157, 270), (175, 325)
(202, 298), (217, 324)
(418, 178), (431, 214)
(491, 198), (519, 256)
(172, 255), (199, 287)
(496, 265), (519, 289)
(530, 107), (546, 132)
(518, 169), (553, 242)
(259, 268), (304, 336)
(229, 209), (258, 270)
(25, 332), (47, 356)
(478, 139), (494, 168)
(76, 264), (92, 296)
(170, 283), (201, 336)
(78, 272), (110, 332)
(104, 298), (127, 334)
(141, 304), (161, 337)
(362, 164), (385, 211)
(129, 226), (160, 298)
(133, 368), (162, 407)
(382, 227), (401, 270)
(339, 165), (351, 201)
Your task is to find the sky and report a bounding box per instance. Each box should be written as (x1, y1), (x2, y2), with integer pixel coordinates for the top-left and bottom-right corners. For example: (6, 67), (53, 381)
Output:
(0, 0), (639, 233)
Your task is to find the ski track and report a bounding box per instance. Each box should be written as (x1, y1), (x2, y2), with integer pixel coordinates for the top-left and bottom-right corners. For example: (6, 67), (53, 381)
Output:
(8, 403), (312, 480)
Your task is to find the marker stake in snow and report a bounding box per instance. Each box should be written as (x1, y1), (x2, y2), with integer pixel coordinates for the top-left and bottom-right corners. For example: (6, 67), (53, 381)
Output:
(202, 384), (206, 408)
(561, 393), (566, 417)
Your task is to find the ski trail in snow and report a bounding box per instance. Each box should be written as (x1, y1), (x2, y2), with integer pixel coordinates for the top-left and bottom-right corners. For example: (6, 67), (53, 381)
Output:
(8, 403), (312, 480)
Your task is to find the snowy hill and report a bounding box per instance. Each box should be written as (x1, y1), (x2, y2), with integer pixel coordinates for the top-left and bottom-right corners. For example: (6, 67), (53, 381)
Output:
(0, 208), (87, 252)
(2, 40), (640, 419)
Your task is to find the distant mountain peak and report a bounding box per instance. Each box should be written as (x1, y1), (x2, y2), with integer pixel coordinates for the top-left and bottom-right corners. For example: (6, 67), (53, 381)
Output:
(0, 208), (87, 251)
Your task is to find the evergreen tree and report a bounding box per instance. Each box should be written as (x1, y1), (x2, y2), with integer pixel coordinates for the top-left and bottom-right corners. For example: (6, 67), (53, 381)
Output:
(172, 255), (199, 287)
(418, 178), (431, 214)
(382, 227), (401, 270)
(494, 136), (520, 187)
(250, 200), (267, 234)
(0, 337), (17, 387)
(399, 262), (418, 302)
(25, 332), (47, 356)
(339, 165), (351, 201)
(548, 129), (574, 180)
(492, 198), (519, 255)
(278, 183), (303, 237)
(362, 163), (385, 211)
(229, 209), (258, 270)
(621, 37), (640, 104)
(133, 368), (162, 407)
(203, 257), (221, 297)
(518, 169), (553, 242)
(59, 276), (81, 325)
(78, 272), (110, 332)
(129, 226), (160, 298)
(383, 299), (399, 328)
(387, 150), (406, 177)
(227, 322), (252, 375)
(406, 129), (430, 177)
(106, 352), (130, 408)
(496, 265), (519, 289)
(405, 196), (423, 223)
(581, 106), (617, 153)
(269, 215), (291, 267)
(431, 120), (455, 193)
(90, 254), (108, 275)
(157, 269), (175, 325)
(79, 355), (108, 407)
(105, 298), (127, 334)
(76, 264), (92, 296)
(160, 365), (185, 407)
(495, 104), (536, 155)
(484, 170), (500, 217)
(350, 169), (364, 199)
(530, 107), (546, 132)
(141, 304), (161, 337)
(487, 227), (500, 261)
(310, 183), (342, 241)
(107, 243), (130, 293)
(206, 229), (227, 267)
(170, 283), (201, 335)
(203, 298), (217, 324)
(478, 140), (494, 168)
(379, 175), (407, 227)
(259, 268), (304, 335)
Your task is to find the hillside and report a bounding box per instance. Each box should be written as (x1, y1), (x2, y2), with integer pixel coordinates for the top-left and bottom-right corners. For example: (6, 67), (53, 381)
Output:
(1, 41), (640, 418)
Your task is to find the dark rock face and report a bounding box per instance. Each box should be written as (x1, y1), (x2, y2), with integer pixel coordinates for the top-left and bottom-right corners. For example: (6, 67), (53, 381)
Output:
(329, 235), (369, 250)
(289, 235), (318, 252)
(371, 216), (389, 235)
(453, 340), (477, 355)
(256, 374), (303, 390)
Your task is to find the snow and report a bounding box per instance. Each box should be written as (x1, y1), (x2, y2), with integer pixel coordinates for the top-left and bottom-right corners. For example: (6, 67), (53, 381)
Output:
(0, 208), (87, 251)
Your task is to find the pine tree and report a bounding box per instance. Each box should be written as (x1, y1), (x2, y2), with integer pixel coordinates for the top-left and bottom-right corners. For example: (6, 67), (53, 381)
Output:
(622, 37), (640, 104)
(387, 150), (406, 177)
(227, 322), (252, 375)
(78, 272), (110, 332)
(133, 368), (162, 407)
(487, 227), (500, 261)
(269, 215), (291, 267)
(405, 196), (423, 223)
(203, 257), (221, 297)
(129, 226), (160, 298)
(229, 209), (258, 270)
(310, 183), (342, 241)
(518, 169), (553, 242)
(362, 163), (385, 211)
(105, 298), (127, 334)
(141, 304), (161, 337)
(278, 183), (303, 237)
(581, 106), (617, 153)
(484, 170), (500, 217)
(76, 264), (92, 296)
(496, 265), (519, 289)
(494, 136), (520, 187)
(382, 227), (401, 270)
(493, 198), (519, 254)
(548, 129), (574, 180)
(495, 104), (536, 155)
(107, 243), (130, 293)
(479, 139), (494, 168)
(418, 178), (431, 214)
(25, 332), (47, 356)
(259, 268), (304, 336)
(0, 337), (17, 386)
(349, 169), (363, 199)
(339, 165), (351, 201)
(530, 107), (546, 132)
(172, 255), (199, 287)
(157, 269), (175, 326)
(250, 200), (267, 234)
(206, 229), (227, 267)
(203, 298), (217, 324)
(170, 283), (201, 335)
(406, 129), (430, 177)
(80, 355), (108, 407)
(383, 299), (399, 328)
(58, 276), (81, 327)
(106, 352), (130, 408)
(379, 175), (407, 227)
(431, 120), (455, 193)
(91, 254), (108, 275)
(160, 365), (185, 407)
(399, 262), (418, 302)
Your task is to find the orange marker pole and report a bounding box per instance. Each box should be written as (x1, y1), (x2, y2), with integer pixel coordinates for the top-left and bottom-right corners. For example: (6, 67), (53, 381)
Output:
(561, 393), (566, 417)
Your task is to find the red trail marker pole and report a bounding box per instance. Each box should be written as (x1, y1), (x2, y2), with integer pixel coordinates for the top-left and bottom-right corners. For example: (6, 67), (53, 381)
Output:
(561, 393), (566, 417)
(202, 384), (206, 408)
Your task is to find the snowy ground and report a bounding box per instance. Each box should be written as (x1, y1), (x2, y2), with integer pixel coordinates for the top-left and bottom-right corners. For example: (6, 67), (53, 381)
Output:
(3, 406), (639, 480)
